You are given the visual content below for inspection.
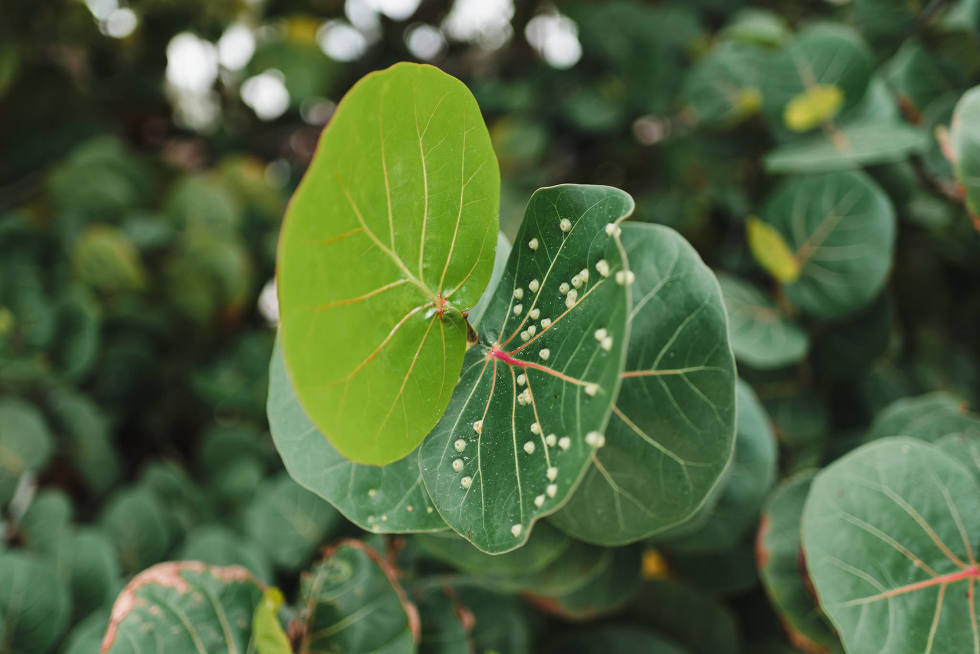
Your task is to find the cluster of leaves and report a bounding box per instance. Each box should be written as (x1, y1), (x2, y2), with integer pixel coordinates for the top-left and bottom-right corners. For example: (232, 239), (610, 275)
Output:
(1, 1), (980, 653)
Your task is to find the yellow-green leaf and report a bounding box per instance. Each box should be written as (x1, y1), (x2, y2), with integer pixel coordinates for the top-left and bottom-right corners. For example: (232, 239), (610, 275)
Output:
(252, 587), (291, 654)
(746, 217), (800, 282)
(783, 84), (843, 132)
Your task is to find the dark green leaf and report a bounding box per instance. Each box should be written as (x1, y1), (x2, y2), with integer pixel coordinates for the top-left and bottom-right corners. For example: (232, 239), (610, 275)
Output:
(419, 184), (633, 553)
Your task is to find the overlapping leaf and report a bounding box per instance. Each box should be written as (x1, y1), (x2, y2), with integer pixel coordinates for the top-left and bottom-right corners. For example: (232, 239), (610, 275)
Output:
(951, 85), (980, 226)
(757, 471), (843, 653)
(0, 551), (71, 654)
(277, 62), (499, 465)
(550, 223), (736, 546)
(419, 184), (633, 553)
(718, 274), (808, 370)
(802, 438), (980, 654)
(267, 339), (446, 533)
(764, 121), (928, 173)
(295, 540), (417, 654)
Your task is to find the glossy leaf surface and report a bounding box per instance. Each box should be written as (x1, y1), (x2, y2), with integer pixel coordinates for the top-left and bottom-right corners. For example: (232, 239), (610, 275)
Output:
(419, 185), (633, 553)
(277, 62), (499, 465)
(550, 223), (736, 545)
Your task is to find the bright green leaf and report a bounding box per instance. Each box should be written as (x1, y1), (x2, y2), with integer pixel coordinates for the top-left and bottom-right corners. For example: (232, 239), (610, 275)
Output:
(267, 339), (446, 532)
(252, 587), (292, 654)
(277, 62), (500, 465)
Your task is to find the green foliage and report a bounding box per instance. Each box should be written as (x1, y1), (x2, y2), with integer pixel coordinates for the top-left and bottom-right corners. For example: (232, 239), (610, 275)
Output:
(3, 0), (980, 651)
(277, 63), (500, 465)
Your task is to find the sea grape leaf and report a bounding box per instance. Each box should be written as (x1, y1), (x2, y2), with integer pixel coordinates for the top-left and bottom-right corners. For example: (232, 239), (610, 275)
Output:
(762, 24), (873, 131)
(19, 489), (73, 558)
(682, 42), (765, 127)
(865, 392), (980, 443)
(243, 473), (344, 572)
(177, 526), (274, 583)
(526, 544), (642, 621)
(101, 561), (265, 654)
(756, 171), (896, 319)
(0, 397), (53, 506)
(98, 487), (173, 574)
(295, 540), (418, 654)
(883, 41), (954, 119)
(267, 339), (446, 533)
(722, 9), (788, 48)
(138, 461), (210, 534)
(276, 62), (499, 465)
(61, 528), (122, 623)
(252, 587), (292, 654)
(469, 231), (512, 327)
(0, 551), (71, 654)
(625, 579), (740, 654)
(548, 222), (736, 546)
(419, 184), (633, 553)
(718, 274), (808, 370)
(64, 608), (110, 654)
(951, 85), (980, 225)
(802, 438), (980, 654)
(937, 433), (980, 481)
(757, 471), (843, 653)
(416, 584), (533, 654)
(546, 626), (691, 654)
(661, 379), (777, 553)
(71, 224), (147, 292)
(764, 121), (928, 173)
(415, 521), (570, 578)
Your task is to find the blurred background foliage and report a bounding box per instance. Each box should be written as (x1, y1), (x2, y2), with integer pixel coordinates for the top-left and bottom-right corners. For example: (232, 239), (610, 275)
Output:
(1, 0), (980, 652)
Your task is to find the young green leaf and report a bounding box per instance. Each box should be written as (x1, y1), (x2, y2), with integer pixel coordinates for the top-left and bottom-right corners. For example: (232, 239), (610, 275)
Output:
(757, 471), (843, 653)
(762, 24), (873, 132)
(295, 540), (418, 654)
(549, 223), (736, 546)
(718, 274), (808, 370)
(419, 184), (633, 553)
(267, 339), (446, 533)
(252, 587), (292, 654)
(802, 438), (980, 654)
(756, 171), (896, 319)
(277, 62), (500, 465)
(101, 561), (265, 654)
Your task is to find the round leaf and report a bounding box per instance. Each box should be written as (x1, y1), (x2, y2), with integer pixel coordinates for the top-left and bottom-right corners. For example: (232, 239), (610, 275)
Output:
(0, 397), (53, 506)
(101, 561), (264, 654)
(549, 223), (736, 546)
(718, 274), (808, 369)
(757, 471), (843, 653)
(296, 540), (418, 654)
(419, 184), (633, 553)
(277, 62), (500, 465)
(764, 121), (929, 173)
(802, 438), (980, 654)
(865, 392), (980, 443)
(0, 551), (71, 654)
(758, 171), (896, 319)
